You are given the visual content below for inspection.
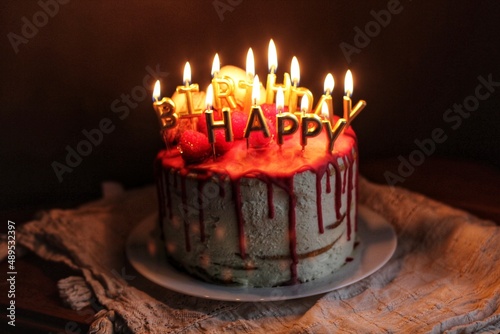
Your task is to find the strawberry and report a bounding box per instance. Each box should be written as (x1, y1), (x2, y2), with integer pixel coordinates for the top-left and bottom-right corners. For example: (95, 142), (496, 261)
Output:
(248, 119), (276, 148)
(178, 130), (211, 163)
(261, 103), (279, 125)
(214, 129), (234, 154)
(231, 110), (248, 140)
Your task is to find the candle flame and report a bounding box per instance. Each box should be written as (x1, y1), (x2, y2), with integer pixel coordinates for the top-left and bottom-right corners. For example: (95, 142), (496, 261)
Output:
(211, 53), (220, 77)
(321, 101), (329, 119)
(300, 95), (309, 113)
(291, 56), (300, 85)
(183, 62), (192, 86)
(153, 80), (161, 101)
(206, 84), (213, 109)
(252, 75), (260, 105)
(344, 70), (353, 97)
(246, 48), (255, 78)
(324, 73), (334, 95)
(276, 86), (284, 112)
(268, 39), (277, 73)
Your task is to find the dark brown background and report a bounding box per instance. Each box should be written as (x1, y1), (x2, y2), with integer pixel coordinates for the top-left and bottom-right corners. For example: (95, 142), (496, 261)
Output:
(2, 0), (499, 212)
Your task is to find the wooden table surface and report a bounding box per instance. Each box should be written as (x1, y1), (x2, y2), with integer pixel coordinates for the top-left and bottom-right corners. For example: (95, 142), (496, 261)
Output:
(1, 157), (499, 333)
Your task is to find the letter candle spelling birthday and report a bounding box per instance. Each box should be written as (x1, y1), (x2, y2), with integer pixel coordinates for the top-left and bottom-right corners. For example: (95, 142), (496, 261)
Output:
(265, 40), (292, 105)
(152, 41), (367, 153)
(265, 39), (278, 103)
(239, 48), (255, 113)
(211, 53), (237, 110)
(204, 83), (233, 160)
(152, 80), (177, 133)
(176, 62), (201, 117)
(288, 57), (313, 114)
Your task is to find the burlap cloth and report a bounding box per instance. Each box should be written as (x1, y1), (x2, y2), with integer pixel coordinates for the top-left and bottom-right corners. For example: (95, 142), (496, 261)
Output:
(10, 178), (500, 333)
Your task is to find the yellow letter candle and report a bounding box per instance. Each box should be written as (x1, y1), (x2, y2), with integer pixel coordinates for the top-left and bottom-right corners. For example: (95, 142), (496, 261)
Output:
(300, 96), (322, 148)
(204, 84), (233, 159)
(314, 73), (334, 119)
(211, 53), (237, 110)
(288, 56), (313, 114)
(238, 48), (255, 113)
(321, 102), (347, 152)
(152, 80), (178, 131)
(343, 70), (367, 128)
(265, 39), (278, 103)
(244, 75), (271, 148)
(276, 87), (299, 146)
(176, 62), (202, 117)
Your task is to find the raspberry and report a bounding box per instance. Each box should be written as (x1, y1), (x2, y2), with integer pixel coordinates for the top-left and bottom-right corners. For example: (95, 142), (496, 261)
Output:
(178, 130), (211, 163)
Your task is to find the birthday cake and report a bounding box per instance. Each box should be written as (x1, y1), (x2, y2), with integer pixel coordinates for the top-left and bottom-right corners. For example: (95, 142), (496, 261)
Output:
(153, 43), (365, 287)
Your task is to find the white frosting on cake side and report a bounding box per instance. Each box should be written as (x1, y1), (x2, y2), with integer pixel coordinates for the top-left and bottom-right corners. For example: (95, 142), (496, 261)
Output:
(159, 153), (357, 287)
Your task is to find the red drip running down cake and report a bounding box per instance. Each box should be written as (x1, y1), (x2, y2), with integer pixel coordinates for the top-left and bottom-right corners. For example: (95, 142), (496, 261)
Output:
(154, 65), (361, 287)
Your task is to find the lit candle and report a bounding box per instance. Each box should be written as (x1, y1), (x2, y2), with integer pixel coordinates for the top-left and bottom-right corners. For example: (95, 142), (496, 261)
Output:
(343, 69), (367, 128)
(276, 86), (299, 146)
(152, 80), (177, 132)
(238, 48), (255, 113)
(300, 95), (309, 116)
(343, 69), (353, 122)
(212, 53), (220, 78)
(265, 39), (277, 103)
(320, 101), (347, 151)
(204, 84), (233, 160)
(244, 75), (270, 148)
(288, 56), (313, 114)
(288, 56), (300, 113)
(176, 62), (201, 117)
(211, 53), (237, 110)
(314, 73), (334, 119)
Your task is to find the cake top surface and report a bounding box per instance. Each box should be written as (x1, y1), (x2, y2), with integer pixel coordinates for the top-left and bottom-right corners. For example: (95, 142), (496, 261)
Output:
(158, 122), (356, 180)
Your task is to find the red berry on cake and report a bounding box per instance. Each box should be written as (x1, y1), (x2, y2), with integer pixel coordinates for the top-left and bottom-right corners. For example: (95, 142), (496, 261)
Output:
(261, 103), (278, 125)
(214, 129), (234, 154)
(231, 110), (249, 140)
(178, 130), (211, 163)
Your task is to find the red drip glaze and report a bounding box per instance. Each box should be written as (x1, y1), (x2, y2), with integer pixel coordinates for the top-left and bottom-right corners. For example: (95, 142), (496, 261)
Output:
(315, 169), (324, 234)
(286, 176), (298, 284)
(197, 180), (206, 242)
(232, 179), (246, 259)
(342, 156), (348, 194)
(154, 158), (166, 240)
(266, 181), (275, 219)
(354, 147), (359, 232)
(218, 174), (226, 198)
(165, 170), (173, 219)
(332, 162), (342, 221)
(180, 175), (191, 252)
(346, 155), (354, 241)
(326, 167), (332, 194)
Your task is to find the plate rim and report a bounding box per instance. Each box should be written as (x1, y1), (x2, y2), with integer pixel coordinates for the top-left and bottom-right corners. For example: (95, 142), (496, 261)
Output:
(126, 205), (397, 302)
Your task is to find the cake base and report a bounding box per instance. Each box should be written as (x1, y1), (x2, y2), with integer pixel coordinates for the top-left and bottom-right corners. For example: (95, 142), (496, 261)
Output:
(126, 206), (397, 301)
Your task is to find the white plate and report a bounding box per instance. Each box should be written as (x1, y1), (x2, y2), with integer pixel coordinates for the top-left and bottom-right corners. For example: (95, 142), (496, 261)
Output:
(126, 205), (397, 302)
